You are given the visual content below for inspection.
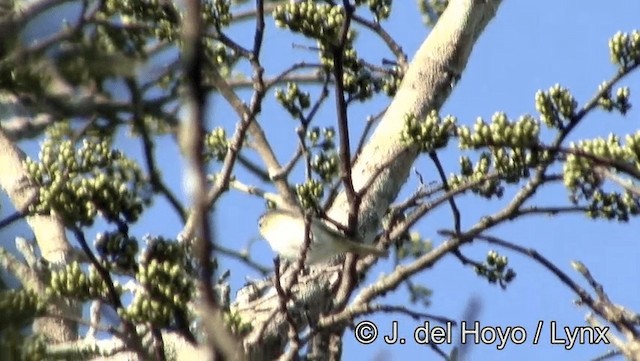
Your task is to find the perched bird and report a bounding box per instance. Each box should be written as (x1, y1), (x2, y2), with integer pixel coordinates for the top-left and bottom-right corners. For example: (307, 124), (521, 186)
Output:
(258, 209), (387, 264)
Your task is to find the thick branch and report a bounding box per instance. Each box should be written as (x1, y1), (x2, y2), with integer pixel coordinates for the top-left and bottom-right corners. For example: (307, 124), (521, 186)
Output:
(0, 118), (76, 342)
(329, 0), (503, 243)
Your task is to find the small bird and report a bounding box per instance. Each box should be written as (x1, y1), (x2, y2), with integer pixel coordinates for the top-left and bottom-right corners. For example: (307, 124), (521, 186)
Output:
(258, 209), (388, 264)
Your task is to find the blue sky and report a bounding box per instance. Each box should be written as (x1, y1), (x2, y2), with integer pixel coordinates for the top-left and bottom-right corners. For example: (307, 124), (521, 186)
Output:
(2, 1), (640, 360)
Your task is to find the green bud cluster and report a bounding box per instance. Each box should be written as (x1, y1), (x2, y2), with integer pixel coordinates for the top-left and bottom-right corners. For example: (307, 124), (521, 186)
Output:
(95, 231), (139, 274)
(204, 127), (230, 162)
(51, 40), (137, 87)
(452, 113), (545, 193)
(564, 133), (640, 221)
(139, 236), (191, 266)
(122, 291), (173, 326)
(380, 66), (403, 96)
(224, 309), (253, 335)
(0, 51), (48, 94)
(273, 1), (384, 100)
(315, 30), (362, 92)
(449, 153), (504, 199)
(25, 126), (148, 227)
(95, 20), (145, 57)
(0, 290), (46, 328)
(203, 40), (238, 79)
(58, 0), (178, 87)
(121, 236), (193, 326)
(340, 67), (381, 100)
(18, 335), (47, 361)
(475, 250), (516, 287)
(307, 127), (338, 182)
(49, 262), (115, 302)
(125, 260), (192, 326)
(535, 84), (577, 128)
(400, 110), (457, 152)
(355, 0), (392, 22)
(316, 31), (377, 101)
(597, 83), (631, 115)
(307, 126), (336, 151)
(458, 113), (540, 149)
(417, 0), (448, 27)
(274, 1), (345, 45)
(275, 82), (311, 119)
(407, 283), (432, 307)
(203, 0), (232, 28)
(296, 179), (324, 211)
(585, 191), (639, 221)
(103, 0), (180, 26)
(100, 0), (180, 49)
(396, 232), (432, 260)
(489, 148), (533, 183)
(609, 30), (640, 69)
(311, 151), (339, 182)
(627, 131), (640, 159)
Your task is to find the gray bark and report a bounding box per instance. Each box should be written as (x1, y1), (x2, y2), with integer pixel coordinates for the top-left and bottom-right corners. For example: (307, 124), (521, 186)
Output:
(0, 116), (77, 342)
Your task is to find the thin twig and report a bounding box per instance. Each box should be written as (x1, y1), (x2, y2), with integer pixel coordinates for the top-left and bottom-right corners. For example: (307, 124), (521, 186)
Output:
(231, 2), (279, 23)
(181, 1), (241, 359)
(429, 152), (461, 233)
(214, 243), (270, 276)
(70, 226), (146, 358)
(332, 1), (358, 231)
(236, 154), (271, 181)
(126, 79), (186, 223)
(351, 13), (408, 69)
(352, 108), (386, 164)
(150, 327), (166, 361)
(0, 209), (26, 230)
(273, 257), (301, 360)
(264, 62), (325, 89)
(515, 205), (590, 216)
(466, 232), (639, 338)
(596, 167), (640, 196)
